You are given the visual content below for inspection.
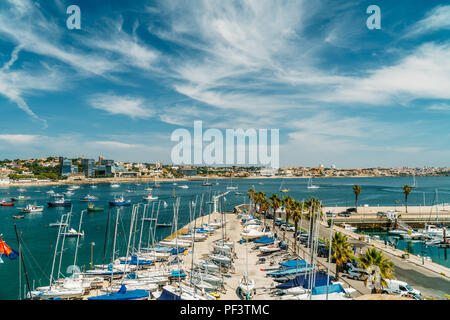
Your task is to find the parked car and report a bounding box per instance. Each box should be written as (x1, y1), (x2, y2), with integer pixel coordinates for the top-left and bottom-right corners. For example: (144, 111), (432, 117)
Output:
(338, 211), (351, 217)
(265, 212), (274, 219)
(346, 268), (370, 281)
(281, 224), (295, 232)
(346, 208), (357, 213)
(326, 211), (336, 217)
(382, 280), (421, 299)
(274, 218), (283, 226)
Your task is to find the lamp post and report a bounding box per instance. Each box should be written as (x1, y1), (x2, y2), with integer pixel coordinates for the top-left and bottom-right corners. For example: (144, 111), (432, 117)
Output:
(326, 218), (333, 300)
(90, 242), (95, 269)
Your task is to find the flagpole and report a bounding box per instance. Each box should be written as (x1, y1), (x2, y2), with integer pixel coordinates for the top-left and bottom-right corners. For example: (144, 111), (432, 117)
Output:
(13, 224), (31, 299)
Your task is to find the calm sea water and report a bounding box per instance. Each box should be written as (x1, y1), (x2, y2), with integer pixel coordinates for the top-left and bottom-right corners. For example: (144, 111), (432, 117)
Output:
(0, 176), (449, 300)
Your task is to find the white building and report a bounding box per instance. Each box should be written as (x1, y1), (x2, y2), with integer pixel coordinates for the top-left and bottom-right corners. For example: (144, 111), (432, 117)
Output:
(0, 178), (10, 185)
(259, 168), (278, 177)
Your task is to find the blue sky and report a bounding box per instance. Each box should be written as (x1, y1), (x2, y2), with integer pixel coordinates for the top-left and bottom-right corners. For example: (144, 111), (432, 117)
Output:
(0, 0), (449, 168)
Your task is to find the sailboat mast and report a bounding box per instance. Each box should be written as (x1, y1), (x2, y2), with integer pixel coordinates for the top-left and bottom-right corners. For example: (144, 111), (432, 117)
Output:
(14, 224), (31, 298)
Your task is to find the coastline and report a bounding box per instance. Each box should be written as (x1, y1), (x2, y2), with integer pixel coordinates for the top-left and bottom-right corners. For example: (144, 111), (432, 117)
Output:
(0, 174), (438, 188)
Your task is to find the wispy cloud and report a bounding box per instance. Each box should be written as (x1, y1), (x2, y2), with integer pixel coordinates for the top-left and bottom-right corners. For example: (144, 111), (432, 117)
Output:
(0, 134), (39, 144)
(88, 94), (154, 119)
(407, 5), (450, 36)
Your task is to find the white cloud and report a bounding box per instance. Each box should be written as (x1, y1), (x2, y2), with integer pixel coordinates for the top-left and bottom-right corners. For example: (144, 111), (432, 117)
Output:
(0, 134), (38, 144)
(89, 94), (154, 119)
(408, 5), (450, 36)
(93, 141), (140, 149)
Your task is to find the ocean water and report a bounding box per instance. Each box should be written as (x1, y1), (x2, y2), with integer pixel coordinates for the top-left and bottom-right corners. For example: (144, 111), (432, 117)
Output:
(0, 176), (449, 299)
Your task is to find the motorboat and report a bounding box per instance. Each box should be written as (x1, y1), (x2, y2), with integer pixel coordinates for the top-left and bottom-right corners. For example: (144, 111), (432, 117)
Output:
(63, 191), (74, 197)
(46, 190), (55, 195)
(87, 204), (104, 212)
(11, 195), (31, 201)
(81, 195), (99, 202)
(109, 196), (131, 206)
(419, 225), (447, 238)
(60, 228), (84, 238)
(111, 184), (120, 188)
(179, 185), (189, 189)
(48, 222), (68, 228)
(48, 198), (72, 207)
(1, 201), (15, 206)
(143, 194), (158, 201)
(21, 204), (44, 213)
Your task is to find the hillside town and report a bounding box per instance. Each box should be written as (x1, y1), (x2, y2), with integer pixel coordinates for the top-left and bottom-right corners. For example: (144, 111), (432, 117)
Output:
(0, 156), (448, 185)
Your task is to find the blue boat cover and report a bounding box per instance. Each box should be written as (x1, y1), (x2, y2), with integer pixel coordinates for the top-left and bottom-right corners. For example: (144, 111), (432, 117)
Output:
(267, 266), (314, 277)
(254, 236), (274, 244)
(170, 247), (186, 255)
(157, 288), (181, 300)
(279, 259), (307, 268)
(276, 271), (331, 289)
(120, 255), (153, 265)
(88, 285), (149, 300)
(311, 283), (345, 295)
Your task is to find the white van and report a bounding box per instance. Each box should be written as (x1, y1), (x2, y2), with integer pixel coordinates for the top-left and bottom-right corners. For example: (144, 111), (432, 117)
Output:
(383, 280), (421, 299)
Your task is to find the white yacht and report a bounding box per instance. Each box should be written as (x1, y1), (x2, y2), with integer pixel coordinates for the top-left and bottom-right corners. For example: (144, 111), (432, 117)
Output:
(307, 177), (319, 189)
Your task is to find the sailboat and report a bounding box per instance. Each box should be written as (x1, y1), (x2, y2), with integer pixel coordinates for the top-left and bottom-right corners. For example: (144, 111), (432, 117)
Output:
(202, 170), (212, 186)
(307, 177), (319, 189)
(238, 237), (255, 299)
(411, 173), (418, 189)
(226, 175), (238, 190)
(153, 176), (161, 188)
(280, 180), (289, 193)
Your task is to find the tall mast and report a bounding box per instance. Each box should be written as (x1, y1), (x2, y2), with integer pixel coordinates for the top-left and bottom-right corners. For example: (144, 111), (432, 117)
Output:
(14, 224), (31, 299)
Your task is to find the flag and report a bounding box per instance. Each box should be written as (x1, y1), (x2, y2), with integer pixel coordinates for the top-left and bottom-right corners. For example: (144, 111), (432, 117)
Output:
(0, 238), (18, 260)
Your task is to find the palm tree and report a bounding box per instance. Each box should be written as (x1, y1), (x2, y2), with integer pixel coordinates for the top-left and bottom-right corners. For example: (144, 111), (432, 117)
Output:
(304, 197), (323, 220)
(403, 185), (412, 213)
(359, 248), (395, 293)
(282, 196), (294, 241)
(291, 200), (303, 255)
(353, 185), (361, 213)
(247, 188), (255, 214)
(269, 193), (282, 232)
(260, 198), (270, 227)
(329, 232), (353, 280)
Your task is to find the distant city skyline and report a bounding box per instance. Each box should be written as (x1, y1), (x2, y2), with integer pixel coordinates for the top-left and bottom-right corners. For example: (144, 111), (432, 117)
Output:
(0, 1), (449, 168)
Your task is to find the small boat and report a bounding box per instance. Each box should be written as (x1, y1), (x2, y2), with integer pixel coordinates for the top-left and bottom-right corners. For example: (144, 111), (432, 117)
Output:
(179, 185), (189, 189)
(13, 215), (25, 219)
(52, 193), (64, 197)
(48, 222), (68, 228)
(145, 188), (153, 192)
(81, 195), (99, 202)
(208, 254), (232, 265)
(0, 201), (15, 207)
(143, 194), (158, 201)
(22, 204), (44, 213)
(46, 190), (55, 195)
(63, 191), (74, 196)
(238, 273), (255, 299)
(307, 177), (319, 189)
(48, 198), (72, 207)
(18, 188), (27, 192)
(109, 196), (131, 206)
(341, 223), (357, 232)
(111, 184), (120, 188)
(88, 285), (149, 300)
(87, 204), (104, 212)
(60, 228), (84, 238)
(156, 223), (172, 228)
(279, 181), (289, 193)
(11, 195), (31, 201)
(260, 244), (281, 253)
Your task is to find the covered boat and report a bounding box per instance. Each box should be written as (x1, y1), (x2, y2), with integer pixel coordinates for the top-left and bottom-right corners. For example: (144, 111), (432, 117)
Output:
(88, 285), (149, 300)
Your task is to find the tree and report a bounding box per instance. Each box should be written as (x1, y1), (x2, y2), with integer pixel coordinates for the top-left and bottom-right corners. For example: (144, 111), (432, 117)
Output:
(329, 232), (353, 280)
(269, 194), (282, 232)
(403, 185), (412, 213)
(282, 196), (294, 241)
(247, 188), (256, 214)
(291, 200), (303, 255)
(353, 185), (362, 213)
(359, 248), (395, 293)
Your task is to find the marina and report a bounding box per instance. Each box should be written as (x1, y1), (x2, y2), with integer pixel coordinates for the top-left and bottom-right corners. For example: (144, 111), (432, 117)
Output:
(1, 177), (449, 300)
